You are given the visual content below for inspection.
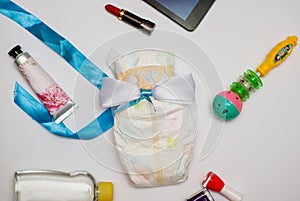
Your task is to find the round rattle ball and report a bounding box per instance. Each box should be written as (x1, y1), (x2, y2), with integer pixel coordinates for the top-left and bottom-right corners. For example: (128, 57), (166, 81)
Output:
(212, 90), (243, 120)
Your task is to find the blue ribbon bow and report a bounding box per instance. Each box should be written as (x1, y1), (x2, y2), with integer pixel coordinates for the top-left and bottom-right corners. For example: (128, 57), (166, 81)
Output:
(113, 89), (156, 114)
(0, 0), (114, 139)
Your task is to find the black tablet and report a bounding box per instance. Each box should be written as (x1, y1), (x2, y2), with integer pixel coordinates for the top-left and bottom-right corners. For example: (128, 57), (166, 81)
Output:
(143, 0), (215, 31)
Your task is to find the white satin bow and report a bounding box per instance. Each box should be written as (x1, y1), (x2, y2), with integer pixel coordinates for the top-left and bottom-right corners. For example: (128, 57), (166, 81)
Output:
(99, 74), (195, 109)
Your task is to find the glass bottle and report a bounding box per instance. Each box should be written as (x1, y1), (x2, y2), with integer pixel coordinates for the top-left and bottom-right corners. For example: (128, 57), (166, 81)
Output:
(14, 170), (113, 201)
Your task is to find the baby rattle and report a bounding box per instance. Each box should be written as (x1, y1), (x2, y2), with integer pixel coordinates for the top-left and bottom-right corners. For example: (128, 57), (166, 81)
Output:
(213, 36), (297, 120)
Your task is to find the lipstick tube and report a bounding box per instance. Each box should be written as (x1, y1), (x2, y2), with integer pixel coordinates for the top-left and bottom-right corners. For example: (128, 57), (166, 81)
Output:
(105, 4), (155, 35)
(8, 45), (78, 124)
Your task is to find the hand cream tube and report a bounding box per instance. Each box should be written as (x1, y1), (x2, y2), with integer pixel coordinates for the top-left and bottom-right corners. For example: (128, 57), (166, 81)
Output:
(8, 45), (78, 124)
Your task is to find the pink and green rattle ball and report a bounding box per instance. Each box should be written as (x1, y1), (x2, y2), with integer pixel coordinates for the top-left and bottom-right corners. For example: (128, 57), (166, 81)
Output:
(213, 36), (297, 120)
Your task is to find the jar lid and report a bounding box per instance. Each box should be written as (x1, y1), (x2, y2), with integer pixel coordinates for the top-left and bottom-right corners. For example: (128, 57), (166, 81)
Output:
(98, 182), (113, 201)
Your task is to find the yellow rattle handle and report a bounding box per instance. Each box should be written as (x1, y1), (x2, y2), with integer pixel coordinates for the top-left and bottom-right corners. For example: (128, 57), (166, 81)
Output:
(256, 36), (298, 77)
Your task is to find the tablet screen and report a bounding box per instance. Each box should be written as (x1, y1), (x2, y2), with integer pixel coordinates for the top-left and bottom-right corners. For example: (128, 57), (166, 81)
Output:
(155, 0), (199, 20)
(144, 0), (215, 31)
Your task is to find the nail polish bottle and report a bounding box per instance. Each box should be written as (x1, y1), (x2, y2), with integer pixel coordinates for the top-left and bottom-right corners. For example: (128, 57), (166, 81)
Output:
(186, 188), (215, 201)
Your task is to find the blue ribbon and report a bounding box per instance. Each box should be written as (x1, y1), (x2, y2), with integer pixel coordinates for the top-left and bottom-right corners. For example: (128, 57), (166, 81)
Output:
(0, 0), (114, 139)
(113, 89), (155, 114)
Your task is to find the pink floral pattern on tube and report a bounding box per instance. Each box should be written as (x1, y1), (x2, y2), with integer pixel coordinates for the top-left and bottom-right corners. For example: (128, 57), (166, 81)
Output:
(37, 84), (70, 114)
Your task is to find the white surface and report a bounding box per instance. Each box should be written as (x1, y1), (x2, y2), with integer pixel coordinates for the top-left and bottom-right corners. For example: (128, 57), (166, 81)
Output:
(1, 0), (300, 200)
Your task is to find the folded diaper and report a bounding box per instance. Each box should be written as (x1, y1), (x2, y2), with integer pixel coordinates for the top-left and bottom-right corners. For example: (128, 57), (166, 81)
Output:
(108, 49), (196, 187)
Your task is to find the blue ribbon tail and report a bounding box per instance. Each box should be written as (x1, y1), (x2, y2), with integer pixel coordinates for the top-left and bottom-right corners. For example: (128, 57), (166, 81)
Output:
(0, 0), (107, 89)
(0, 0), (115, 140)
(14, 82), (113, 140)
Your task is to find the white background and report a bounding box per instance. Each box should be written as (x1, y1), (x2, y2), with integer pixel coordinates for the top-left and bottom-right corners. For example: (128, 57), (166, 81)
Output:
(1, 0), (300, 200)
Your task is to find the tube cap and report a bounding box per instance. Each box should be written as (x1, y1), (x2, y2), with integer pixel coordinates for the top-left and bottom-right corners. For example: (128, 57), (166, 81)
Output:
(98, 182), (113, 201)
(8, 45), (23, 59)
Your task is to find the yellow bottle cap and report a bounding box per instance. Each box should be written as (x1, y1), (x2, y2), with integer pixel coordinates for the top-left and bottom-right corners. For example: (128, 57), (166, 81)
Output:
(98, 182), (113, 201)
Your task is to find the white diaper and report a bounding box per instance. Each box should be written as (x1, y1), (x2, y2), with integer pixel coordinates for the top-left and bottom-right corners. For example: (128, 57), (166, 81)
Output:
(108, 50), (196, 187)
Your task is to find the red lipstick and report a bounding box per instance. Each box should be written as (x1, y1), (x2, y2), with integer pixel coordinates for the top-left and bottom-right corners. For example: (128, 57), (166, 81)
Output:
(105, 4), (155, 35)
(105, 4), (120, 17)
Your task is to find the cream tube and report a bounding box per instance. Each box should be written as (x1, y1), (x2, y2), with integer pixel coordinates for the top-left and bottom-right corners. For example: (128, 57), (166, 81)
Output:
(8, 45), (78, 124)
